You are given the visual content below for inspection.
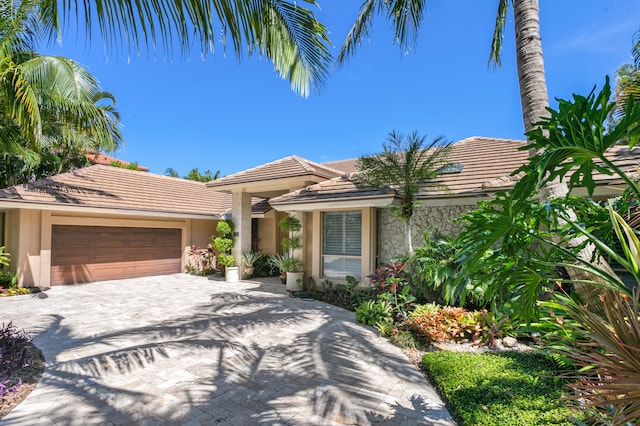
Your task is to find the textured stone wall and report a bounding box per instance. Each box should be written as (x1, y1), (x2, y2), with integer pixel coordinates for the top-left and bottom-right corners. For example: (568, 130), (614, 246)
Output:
(378, 204), (476, 262)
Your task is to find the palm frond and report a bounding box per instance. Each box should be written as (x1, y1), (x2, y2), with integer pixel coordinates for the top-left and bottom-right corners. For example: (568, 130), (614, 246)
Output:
(489, 0), (510, 68)
(38, 0), (332, 97)
(337, 0), (378, 65)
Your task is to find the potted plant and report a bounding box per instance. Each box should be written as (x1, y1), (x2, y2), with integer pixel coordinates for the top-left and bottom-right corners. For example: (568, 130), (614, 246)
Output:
(279, 214), (304, 291)
(212, 220), (238, 282)
(268, 253), (289, 284)
(241, 251), (263, 279)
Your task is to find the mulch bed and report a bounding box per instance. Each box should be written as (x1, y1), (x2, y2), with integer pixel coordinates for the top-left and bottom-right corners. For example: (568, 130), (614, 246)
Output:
(0, 343), (45, 419)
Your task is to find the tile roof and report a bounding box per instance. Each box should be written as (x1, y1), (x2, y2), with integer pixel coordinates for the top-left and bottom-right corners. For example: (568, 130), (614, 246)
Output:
(321, 158), (358, 174)
(419, 136), (529, 197)
(270, 136), (640, 206)
(269, 175), (395, 206)
(208, 155), (344, 189)
(271, 137), (529, 205)
(86, 152), (149, 172)
(0, 165), (230, 218)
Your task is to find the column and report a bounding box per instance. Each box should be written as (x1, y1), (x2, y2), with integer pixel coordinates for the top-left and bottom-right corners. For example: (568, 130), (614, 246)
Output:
(231, 190), (252, 277)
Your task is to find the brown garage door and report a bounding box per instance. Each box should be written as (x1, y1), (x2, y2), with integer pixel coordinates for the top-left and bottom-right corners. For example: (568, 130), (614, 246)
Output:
(51, 225), (182, 285)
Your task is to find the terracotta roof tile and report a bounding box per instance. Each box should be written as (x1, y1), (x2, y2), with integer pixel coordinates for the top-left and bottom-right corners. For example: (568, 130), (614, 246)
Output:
(270, 175), (394, 206)
(270, 136), (640, 206)
(0, 165), (230, 217)
(86, 152), (149, 172)
(208, 155), (344, 188)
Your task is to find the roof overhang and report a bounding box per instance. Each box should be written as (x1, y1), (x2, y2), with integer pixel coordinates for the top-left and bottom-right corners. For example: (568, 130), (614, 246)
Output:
(207, 176), (327, 198)
(270, 195), (397, 212)
(0, 200), (222, 220)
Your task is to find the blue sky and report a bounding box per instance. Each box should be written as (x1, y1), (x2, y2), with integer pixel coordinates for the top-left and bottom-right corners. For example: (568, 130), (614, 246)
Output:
(39, 1), (640, 177)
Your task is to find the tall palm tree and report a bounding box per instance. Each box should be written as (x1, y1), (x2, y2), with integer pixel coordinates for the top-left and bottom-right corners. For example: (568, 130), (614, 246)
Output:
(340, 0), (614, 307)
(613, 29), (640, 120)
(36, 0), (333, 97)
(355, 130), (451, 255)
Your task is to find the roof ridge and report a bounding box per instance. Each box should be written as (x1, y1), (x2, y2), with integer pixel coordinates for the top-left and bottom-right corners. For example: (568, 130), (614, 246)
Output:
(456, 136), (526, 145)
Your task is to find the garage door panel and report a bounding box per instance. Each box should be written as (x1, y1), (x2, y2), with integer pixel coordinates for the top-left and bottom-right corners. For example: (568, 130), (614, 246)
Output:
(51, 225), (182, 285)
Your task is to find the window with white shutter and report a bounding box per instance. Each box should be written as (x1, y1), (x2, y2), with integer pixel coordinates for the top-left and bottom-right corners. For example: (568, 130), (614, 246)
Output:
(322, 211), (362, 279)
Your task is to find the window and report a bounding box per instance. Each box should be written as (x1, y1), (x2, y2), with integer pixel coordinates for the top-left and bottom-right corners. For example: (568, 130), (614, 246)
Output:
(322, 211), (362, 279)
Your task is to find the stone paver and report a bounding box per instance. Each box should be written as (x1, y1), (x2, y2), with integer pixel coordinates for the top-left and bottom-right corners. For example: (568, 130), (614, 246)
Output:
(1, 274), (455, 425)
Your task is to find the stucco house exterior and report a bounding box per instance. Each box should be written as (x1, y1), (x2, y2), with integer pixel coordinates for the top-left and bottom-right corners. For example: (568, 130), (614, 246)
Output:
(1, 136), (637, 288)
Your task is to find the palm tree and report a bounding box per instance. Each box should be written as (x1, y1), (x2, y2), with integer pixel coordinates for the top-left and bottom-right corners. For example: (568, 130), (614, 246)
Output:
(613, 29), (640, 120)
(340, 0), (614, 307)
(355, 130), (451, 255)
(36, 0), (333, 97)
(0, 0), (123, 185)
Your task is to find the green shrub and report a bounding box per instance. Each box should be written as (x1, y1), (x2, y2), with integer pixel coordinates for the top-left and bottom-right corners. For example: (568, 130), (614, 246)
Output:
(422, 351), (587, 425)
(355, 299), (393, 327)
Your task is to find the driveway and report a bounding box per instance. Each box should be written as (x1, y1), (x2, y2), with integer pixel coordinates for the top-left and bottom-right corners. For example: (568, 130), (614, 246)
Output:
(1, 274), (454, 425)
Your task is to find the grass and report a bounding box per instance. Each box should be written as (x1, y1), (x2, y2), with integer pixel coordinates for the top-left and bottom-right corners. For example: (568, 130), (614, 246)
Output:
(421, 350), (587, 426)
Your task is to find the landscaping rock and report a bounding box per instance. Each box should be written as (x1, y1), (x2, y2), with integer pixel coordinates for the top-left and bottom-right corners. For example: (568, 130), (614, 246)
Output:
(502, 336), (518, 348)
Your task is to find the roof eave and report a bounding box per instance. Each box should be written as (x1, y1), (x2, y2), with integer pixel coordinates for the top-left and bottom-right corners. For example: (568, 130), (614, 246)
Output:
(270, 195), (397, 212)
(0, 200), (223, 220)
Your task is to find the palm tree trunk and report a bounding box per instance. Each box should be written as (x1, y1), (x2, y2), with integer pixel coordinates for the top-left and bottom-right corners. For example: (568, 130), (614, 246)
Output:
(514, 0), (612, 312)
(405, 220), (413, 256)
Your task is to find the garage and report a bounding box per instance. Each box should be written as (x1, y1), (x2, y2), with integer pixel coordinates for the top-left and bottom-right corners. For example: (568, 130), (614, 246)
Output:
(51, 225), (182, 285)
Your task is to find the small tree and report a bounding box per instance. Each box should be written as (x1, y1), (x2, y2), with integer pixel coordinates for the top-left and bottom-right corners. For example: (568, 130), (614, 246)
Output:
(212, 220), (235, 270)
(278, 214), (304, 272)
(355, 130), (452, 255)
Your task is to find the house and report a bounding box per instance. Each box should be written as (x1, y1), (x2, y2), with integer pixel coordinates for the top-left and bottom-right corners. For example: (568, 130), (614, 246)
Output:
(0, 137), (637, 288)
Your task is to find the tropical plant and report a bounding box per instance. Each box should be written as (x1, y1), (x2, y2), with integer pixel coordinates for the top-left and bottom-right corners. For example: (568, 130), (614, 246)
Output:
(241, 251), (263, 268)
(355, 299), (393, 327)
(454, 79), (640, 322)
(542, 211), (640, 424)
(212, 220), (235, 269)
(355, 131), (451, 255)
(37, 0), (332, 97)
(612, 28), (640, 121)
(0, 0), (123, 186)
(164, 167), (220, 182)
(278, 214), (303, 272)
(0, 246), (10, 269)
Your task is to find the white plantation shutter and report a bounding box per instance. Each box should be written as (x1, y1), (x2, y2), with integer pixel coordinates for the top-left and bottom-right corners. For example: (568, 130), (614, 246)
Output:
(323, 211), (362, 278)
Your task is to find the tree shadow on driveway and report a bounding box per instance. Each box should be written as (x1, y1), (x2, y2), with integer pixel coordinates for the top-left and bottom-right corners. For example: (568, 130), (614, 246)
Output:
(1, 275), (454, 425)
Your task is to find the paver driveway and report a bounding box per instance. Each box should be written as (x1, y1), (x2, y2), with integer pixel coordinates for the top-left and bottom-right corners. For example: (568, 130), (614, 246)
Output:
(1, 274), (454, 425)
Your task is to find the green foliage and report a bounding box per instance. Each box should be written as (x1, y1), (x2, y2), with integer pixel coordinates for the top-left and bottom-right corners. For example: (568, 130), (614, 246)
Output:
(212, 237), (233, 254)
(267, 253), (289, 273)
(217, 253), (235, 268)
(241, 251), (263, 267)
(213, 220), (235, 269)
(281, 256), (304, 273)
(526, 76), (640, 199)
(252, 253), (277, 277)
(278, 215), (302, 233)
(355, 130), (452, 224)
(278, 214), (303, 271)
(109, 160), (140, 171)
(355, 299), (393, 327)
(0, 247), (10, 269)
(422, 351), (587, 425)
(544, 290), (640, 424)
(216, 220), (234, 237)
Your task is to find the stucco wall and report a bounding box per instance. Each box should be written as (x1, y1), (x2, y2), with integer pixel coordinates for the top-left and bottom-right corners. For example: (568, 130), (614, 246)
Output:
(4, 208), (216, 288)
(378, 204), (476, 262)
(190, 219), (217, 248)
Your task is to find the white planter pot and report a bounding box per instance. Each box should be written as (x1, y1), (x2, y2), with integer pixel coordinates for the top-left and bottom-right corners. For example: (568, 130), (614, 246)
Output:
(286, 272), (304, 291)
(225, 266), (239, 283)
